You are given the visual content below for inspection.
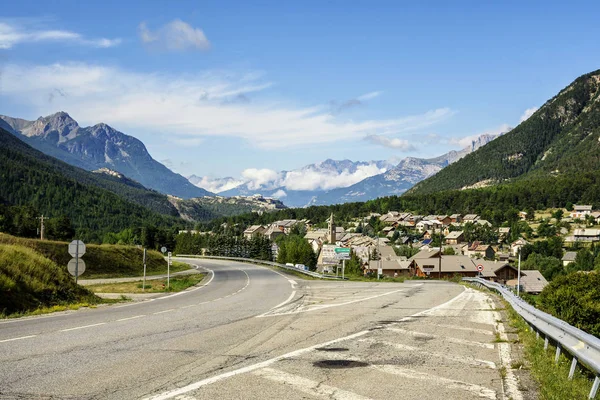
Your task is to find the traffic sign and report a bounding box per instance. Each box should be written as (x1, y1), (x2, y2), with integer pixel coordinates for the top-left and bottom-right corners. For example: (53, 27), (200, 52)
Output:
(334, 247), (350, 254)
(477, 264), (484, 272)
(161, 246), (167, 254)
(67, 258), (86, 277)
(68, 240), (86, 258)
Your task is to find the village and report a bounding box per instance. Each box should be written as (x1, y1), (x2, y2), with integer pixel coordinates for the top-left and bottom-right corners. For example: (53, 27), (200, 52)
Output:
(239, 204), (600, 295)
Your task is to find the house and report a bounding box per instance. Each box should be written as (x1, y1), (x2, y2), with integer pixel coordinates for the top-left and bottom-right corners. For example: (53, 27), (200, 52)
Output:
(479, 260), (518, 284)
(445, 231), (464, 245)
(382, 226), (395, 235)
(570, 205), (593, 219)
(436, 215), (452, 226)
(263, 225), (285, 241)
(510, 238), (529, 257)
(368, 258), (412, 277)
(462, 214), (480, 223)
(507, 270), (548, 294)
(449, 214), (463, 223)
(475, 219), (492, 227)
(562, 251), (577, 266)
(519, 211), (528, 220)
(412, 255), (496, 279)
(243, 225), (265, 239)
(565, 229), (600, 244)
(498, 227), (511, 242)
(409, 246), (441, 260)
(592, 211), (600, 224)
(464, 243), (496, 259)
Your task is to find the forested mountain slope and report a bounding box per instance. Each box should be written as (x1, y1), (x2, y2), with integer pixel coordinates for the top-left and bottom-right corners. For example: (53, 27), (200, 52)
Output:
(409, 69), (600, 195)
(0, 127), (196, 240)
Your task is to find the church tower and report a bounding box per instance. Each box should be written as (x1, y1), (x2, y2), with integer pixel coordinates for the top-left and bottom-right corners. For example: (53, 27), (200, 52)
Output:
(328, 213), (336, 244)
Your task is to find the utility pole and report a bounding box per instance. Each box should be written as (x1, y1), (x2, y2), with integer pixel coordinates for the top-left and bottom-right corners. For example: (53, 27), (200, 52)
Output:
(37, 215), (46, 240)
(438, 229), (442, 279)
(517, 248), (521, 297)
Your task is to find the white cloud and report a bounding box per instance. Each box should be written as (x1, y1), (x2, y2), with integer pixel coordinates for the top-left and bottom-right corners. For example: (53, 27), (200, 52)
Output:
(357, 91), (382, 101)
(189, 176), (245, 193)
(282, 164), (387, 191)
(139, 20), (210, 51)
(0, 21), (121, 49)
(0, 62), (453, 149)
(520, 107), (538, 122)
(271, 189), (287, 198)
(448, 124), (512, 148)
(365, 134), (416, 151)
(241, 168), (281, 190)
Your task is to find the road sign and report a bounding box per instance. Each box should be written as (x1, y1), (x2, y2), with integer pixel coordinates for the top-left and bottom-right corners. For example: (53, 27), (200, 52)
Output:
(68, 240), (86, 258)
(477, 264), (484, 272)
(161, 246), (167, 254)
(67, 258), (86, 277)
(334, 247), (350, 254)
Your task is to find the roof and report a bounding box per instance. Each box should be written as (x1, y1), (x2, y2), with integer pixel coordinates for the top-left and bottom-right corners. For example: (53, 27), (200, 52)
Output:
(562, 251), (577, 262)
(244, 225), (264, 233)
(463, 214), (479, 220)
(409, 247), (441, 260)
(412, 255), (496, 277)
(507, 270), (548, 293)
(305, 229), (327, 240)
(511, 238), (529, 246)
(499, 227), (511, 233)
(379, 245), (397, 259)
(368, 258), (412, 271)
(445, 231), (464, 239)
(574, 205), (593, 211)
(573, 229), (600, 237)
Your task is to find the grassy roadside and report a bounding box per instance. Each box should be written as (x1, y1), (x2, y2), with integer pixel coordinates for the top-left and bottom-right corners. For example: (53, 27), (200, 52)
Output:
(464, 282), (596, 399)
(2, 298), (127, 319)
(504, 304), (596, 399)
(86, 273), (206, 294)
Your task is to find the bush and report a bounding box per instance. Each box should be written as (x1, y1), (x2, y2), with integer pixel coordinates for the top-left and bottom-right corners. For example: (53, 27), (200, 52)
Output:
(538, 271), (600, 337)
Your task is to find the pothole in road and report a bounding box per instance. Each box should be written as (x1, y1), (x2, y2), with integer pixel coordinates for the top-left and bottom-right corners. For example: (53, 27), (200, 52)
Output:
(313, 360), (369, 369)
(315, 347), (349, 352)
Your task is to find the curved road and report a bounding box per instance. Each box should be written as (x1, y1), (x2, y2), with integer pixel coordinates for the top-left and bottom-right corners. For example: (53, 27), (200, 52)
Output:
(0, 258), (516, 400)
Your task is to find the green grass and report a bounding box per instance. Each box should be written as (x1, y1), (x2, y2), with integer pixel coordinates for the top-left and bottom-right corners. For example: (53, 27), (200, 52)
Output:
(86, 274), (206, 293)
(478, 287), (596, 399)
(0, 244), (104, 317)
(0, 233), (169, 279)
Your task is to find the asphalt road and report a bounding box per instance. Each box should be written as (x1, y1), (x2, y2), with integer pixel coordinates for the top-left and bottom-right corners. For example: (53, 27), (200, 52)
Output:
(0, 258), (526, 400)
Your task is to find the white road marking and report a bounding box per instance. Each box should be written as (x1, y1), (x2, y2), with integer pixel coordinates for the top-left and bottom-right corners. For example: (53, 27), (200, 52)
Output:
(0, 335), (37, 343)
(288, 279), (297, 288)
(254, 367), (372, 400)
(153, 309), (174, 315)
(386, 327), (495, 349)
(262, 288), (406, 317)
(373, 364), (497, 399)
(431, 323), (494, 336)
(257, 291), (297, 317)
(493, 310), (523, 400)
(60, 322), (106, 332)
(143, 288), (467, 400)
(358, 339), (496, 368)
(116, 315), (146, 322)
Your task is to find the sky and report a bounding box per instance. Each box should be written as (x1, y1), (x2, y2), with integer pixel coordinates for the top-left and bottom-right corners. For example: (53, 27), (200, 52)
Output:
(2, 0), (600, 192)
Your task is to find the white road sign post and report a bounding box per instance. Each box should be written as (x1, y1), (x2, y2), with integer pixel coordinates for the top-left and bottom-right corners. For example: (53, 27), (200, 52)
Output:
(161, 246), (167, 254)
(142, 248), (147, 292)
(167, 251), (172, 289)
(68, 240), (86, 283)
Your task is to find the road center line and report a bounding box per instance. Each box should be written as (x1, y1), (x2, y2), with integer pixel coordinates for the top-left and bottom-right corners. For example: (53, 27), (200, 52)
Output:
(117, 315), (146, 322)
(153, 309), (174, 315)
(60, 322), (106, 332)
(0, 335), (37, 343)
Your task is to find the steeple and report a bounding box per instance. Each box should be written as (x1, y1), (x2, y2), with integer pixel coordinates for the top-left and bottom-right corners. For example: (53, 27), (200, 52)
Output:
(328, 213), (336, 244)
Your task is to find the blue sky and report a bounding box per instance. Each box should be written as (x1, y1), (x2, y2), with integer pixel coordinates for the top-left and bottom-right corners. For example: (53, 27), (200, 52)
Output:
(2, 0), (600, 190)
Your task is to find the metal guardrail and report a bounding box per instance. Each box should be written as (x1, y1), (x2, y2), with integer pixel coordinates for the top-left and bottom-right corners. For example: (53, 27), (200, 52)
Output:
(175, 255), (344, 280)
(463, 277), (600, 399)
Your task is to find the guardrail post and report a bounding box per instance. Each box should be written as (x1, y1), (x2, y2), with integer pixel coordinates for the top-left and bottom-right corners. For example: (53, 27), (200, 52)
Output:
(590, 376), (599, 399)
(569, 357), (578, 379)
(544, 336), (549, 350)
(555, 345), (561, 363)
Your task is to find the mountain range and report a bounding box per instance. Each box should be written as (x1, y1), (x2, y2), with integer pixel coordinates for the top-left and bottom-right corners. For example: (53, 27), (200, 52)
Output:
(189, 134), (503, 207)
(0, 112), (212, 199)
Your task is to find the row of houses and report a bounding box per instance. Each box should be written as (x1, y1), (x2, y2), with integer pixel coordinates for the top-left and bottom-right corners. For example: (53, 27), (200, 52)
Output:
(243, 219), (312, 240)
(365, 246), (548, 293)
